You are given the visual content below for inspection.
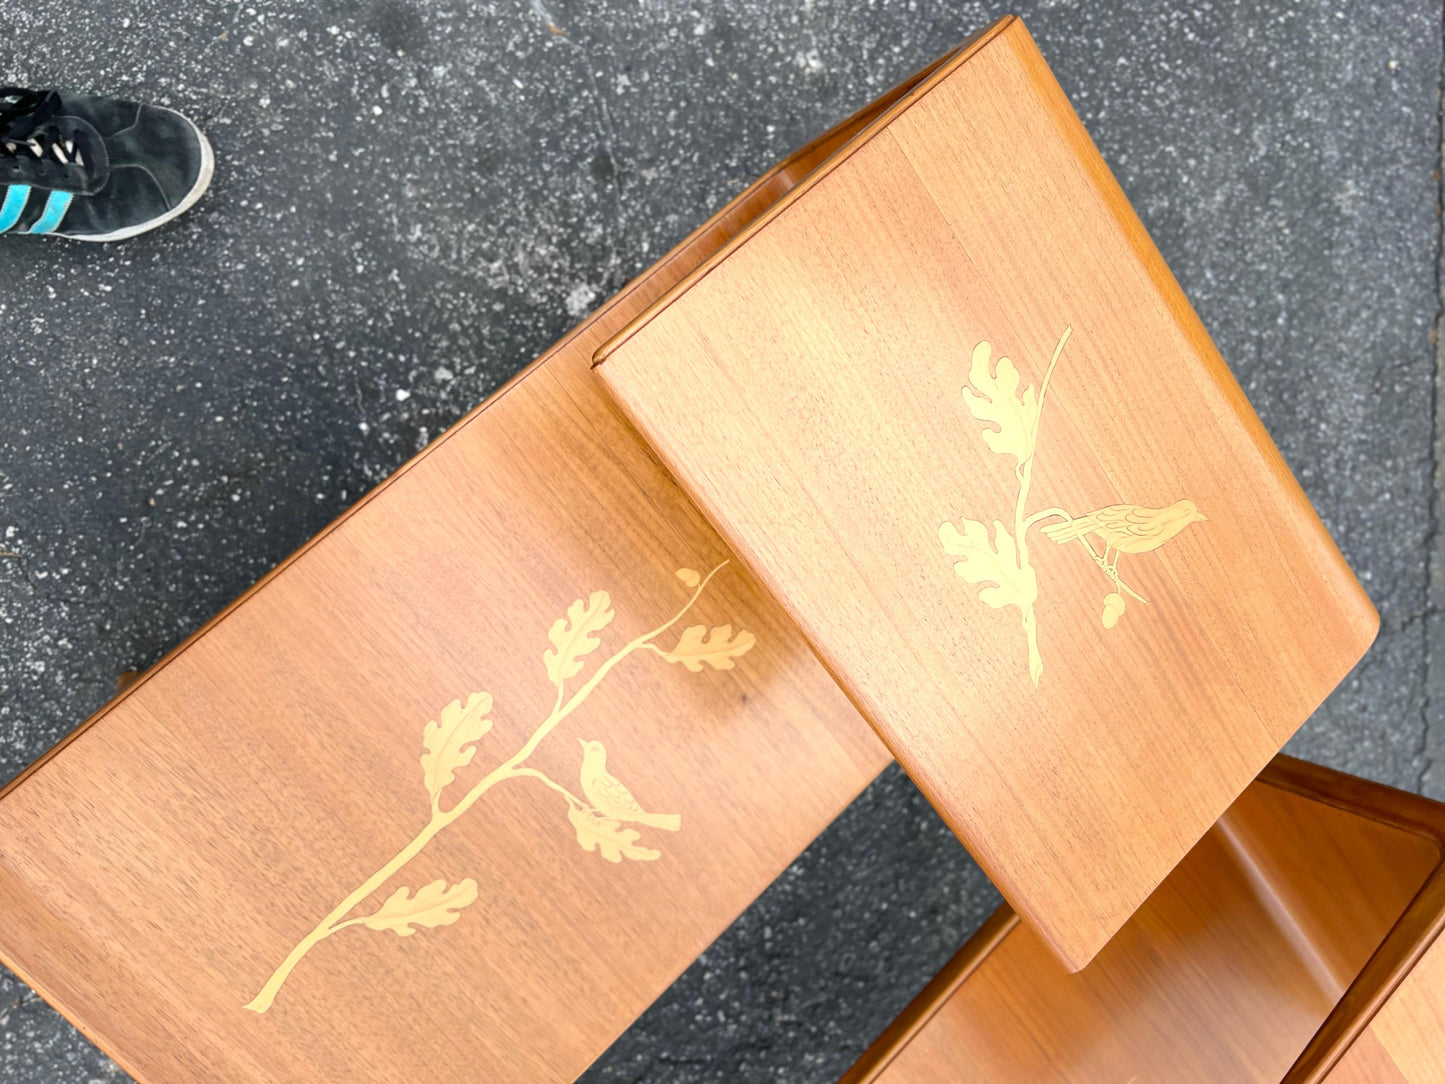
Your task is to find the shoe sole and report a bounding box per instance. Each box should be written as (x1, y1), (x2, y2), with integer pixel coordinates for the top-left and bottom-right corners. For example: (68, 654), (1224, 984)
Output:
(62, 107), (215, 242)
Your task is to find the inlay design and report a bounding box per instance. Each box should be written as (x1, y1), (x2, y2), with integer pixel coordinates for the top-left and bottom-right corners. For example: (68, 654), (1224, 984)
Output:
(245, 560), (756, 1013)
(939, 328), (1206, 684)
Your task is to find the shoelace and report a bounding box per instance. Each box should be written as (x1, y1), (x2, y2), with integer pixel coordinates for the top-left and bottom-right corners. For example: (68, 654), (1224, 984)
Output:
(0, 88), (85, 169)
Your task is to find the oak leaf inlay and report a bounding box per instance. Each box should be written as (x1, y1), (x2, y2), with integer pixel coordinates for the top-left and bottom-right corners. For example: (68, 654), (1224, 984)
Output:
(420, 693), (493, 805)
(361, 880), (480, 937)
(660, 623), (757, 672)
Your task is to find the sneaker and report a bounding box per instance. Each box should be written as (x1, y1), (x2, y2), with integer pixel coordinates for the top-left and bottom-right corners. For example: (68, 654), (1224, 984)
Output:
(0, 87), (213, 241)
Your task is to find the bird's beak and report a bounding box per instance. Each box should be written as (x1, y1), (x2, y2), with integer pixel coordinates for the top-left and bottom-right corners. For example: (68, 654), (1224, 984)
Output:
(577, 738), (587, 750)
(1196, 512), (1209, 522)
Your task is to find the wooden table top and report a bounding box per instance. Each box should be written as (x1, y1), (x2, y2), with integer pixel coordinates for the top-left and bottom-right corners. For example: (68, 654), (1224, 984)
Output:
(595, 17), (1378, 971)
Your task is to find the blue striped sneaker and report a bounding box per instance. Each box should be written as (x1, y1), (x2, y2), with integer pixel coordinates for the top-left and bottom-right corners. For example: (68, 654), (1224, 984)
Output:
(0, 87), (213, 241)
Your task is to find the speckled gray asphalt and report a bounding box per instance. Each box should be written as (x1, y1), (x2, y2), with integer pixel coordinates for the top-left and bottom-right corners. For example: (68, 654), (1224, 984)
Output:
(0, 0), (1439, 1080)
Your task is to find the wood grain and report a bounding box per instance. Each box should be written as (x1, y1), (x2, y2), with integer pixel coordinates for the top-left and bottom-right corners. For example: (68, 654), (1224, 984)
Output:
(0, 58), (977, 1082)
(842, 757), (1445, 1084)
(1327, 1030), (1414, 1084)
(1324, 932), (1445, 1083)
(594, 16), (1378, 971)
(1363, 937), (1445, 1082)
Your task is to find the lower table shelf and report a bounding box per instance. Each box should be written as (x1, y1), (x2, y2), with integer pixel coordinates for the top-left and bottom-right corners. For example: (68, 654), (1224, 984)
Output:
(843, 756), (1445, 1083)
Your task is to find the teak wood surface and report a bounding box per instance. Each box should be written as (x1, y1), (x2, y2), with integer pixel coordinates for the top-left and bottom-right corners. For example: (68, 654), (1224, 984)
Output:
(0, 57), (983, 1083)
(1326, 933), (1445, 1083)
(840, 756), (1445, 1084)
(594, 17), (1378, 971)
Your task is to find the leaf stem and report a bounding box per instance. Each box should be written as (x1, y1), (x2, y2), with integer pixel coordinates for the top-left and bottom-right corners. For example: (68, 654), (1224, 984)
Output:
(511, 766), (587, 808)
(1034, 325), (1072, 422)
(1023, 506), (1074, 532)
(244, 810), (449, 1013)
(1076, 537), (1150, 604)
(1014, 328), (1070, 571)
(1009, 327), (1072, 686)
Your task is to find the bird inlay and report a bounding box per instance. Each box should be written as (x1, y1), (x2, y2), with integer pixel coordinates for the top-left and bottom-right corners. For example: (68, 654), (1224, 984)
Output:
(939, 327), (1206, 685)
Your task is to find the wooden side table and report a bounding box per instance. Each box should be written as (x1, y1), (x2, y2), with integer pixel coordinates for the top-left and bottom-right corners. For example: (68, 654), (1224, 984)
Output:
(840, 757), (1445, 1084)
(594, 15), (1377, 973)
(590, 16), (1432, 1081)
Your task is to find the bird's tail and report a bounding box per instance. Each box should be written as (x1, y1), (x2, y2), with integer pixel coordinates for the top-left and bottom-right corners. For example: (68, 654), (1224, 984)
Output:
(627, 811), (682, 831)
(1041, 516), (1093, 544)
